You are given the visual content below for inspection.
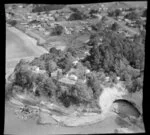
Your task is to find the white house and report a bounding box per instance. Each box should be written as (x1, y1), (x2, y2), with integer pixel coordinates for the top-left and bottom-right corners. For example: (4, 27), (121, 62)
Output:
(64, 26), (71, 34)
(116, 77), (120, 81)
(73, 60), (79, 65)
(31, 66), (46, 74)
(84, 51), (90, 56)
(85, 69), (90, 74)
(105, 77), (110, 81)
(69, 74), (78, 81)
(125, 19), (131, 23)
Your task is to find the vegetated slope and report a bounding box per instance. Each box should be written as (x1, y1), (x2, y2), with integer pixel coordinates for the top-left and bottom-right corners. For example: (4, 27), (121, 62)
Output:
(6, 17), (145, 115)
(81, 25), (145, 93)
(6, 47), (103, 113)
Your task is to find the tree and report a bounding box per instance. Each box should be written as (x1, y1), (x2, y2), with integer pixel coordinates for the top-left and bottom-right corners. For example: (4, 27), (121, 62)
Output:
(91, 21), (103, 31)
(142, 9), (147, 17)
(83, 61), (91, 70)
(68, 12), (83, 21)
(49, 47), (59, 54)
(66, 47), (77, 57)
(89, 9), (99, 18)
(125, 11), (139, 21)
(12, 85), (24, 94)
(45, 60), (57, 75)
(87, 72), (103, 99)
(5, 82), (13, 100)
(69, 7), (80, 13)
(75, 81), (93, 102)
(101, 16), (107, 23)
(29, 20), (40, 25)
(30, 57), (46, 70)
(68, 8), (87, 21)
(7, 20), (17, 26)
(15, 68), (33, 89)
(108, 9), (121, 17)
(111, 22), (119, 31)
(114, 9), (122, 17)
(57, 55), (72, 74)
(51, 25), (64, 36)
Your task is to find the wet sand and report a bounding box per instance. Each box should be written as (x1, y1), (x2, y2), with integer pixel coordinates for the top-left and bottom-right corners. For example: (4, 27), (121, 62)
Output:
(6, 27), (48, 77)
(5, 102), (121, 135)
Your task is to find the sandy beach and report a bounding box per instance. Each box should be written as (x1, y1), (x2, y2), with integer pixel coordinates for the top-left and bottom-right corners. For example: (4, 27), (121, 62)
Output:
(6, 26), (48, 78)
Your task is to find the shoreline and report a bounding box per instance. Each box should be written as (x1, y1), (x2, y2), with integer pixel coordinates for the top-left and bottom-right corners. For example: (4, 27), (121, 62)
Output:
(6, 26), (48, 55)
(8, 97), (107, 127)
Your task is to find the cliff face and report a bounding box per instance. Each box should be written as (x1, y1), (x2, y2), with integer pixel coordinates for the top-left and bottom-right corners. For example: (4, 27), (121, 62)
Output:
(99, 82), (127, 114)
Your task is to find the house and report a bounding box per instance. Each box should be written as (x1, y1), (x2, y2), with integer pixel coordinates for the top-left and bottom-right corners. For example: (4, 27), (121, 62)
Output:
(49, 17), (55, 21)
(73, 60), (79, 65)
(44, 31), (50, 36)
(58, 77), (76, 85)
(84, 51), (90, 56)
(118, 16), (124, 19)
(64, 26), (71, 34)
(116, 77), (120, 80)
(105, 77), (110, 81)
(18, 5), (23, 8)
(68, 74), (78, 81)
(51, 68), (62, 78)
(31, 66), (46, 74)
(27, 16), (32, 19)
(85, 69), (90, 74)
(125, 19), (131, 23)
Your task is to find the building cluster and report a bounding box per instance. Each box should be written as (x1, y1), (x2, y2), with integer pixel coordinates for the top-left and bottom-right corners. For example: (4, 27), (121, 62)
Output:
(113, 8), (146, 29)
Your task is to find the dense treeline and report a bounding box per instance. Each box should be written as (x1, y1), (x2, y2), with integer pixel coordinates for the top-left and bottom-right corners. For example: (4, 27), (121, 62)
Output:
(32, 4), (65, 13)
(7, 19), (17, 26)
(68, 7), (88, 21)
(81, 28), (145, 93)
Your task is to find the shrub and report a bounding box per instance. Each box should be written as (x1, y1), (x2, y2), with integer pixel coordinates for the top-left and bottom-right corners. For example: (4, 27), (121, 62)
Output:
(125, 11), (139, 21)
(69, 7), (80, 13)
(58, 91), (80, 107)
(7, 20), (17, 26)
(12, 85), (24, 94)
(111, 22), (119, 31)
(108, 9), (122, 17)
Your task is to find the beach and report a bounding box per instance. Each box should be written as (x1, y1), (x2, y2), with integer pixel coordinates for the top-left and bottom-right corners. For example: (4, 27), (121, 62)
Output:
(6, 26), (48, 78)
